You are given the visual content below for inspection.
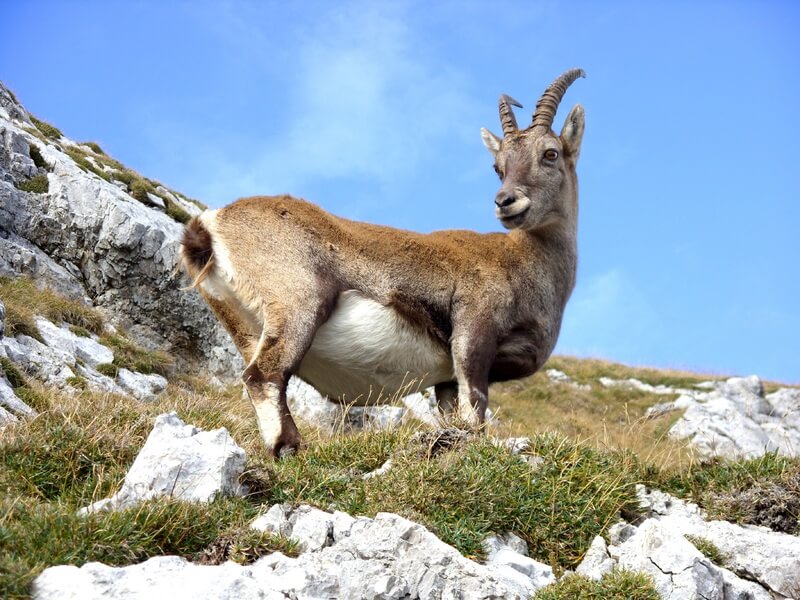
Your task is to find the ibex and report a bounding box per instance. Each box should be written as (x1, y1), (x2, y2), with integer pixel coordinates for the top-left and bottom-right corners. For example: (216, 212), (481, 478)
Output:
(181, 68), (585, 458)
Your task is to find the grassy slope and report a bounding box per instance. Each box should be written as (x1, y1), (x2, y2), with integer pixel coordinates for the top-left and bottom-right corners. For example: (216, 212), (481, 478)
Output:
(1, 279), (798, 598)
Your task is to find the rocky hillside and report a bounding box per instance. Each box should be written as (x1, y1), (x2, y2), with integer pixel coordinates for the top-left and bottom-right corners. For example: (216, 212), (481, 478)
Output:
(1, 82), (799, 600)
(0, 81), (239, 377)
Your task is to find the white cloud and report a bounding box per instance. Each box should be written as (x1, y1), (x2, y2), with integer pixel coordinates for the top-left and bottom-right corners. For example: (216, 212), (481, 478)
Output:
(185, 2), (477, 202)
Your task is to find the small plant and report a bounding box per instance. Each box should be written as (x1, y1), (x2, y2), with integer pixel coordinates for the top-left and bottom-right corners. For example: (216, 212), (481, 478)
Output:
(65, 146), (110, 181)
(28, 144), (49, 170)
(16, 174), (49, 194)
(82, 141), (106, 155)
(95, 363), (119, 378)
(0, 357), (27, 389)
(30, 115), (62, 140)
(0, 276), (105, 340)
(69, 325), (92, 338)
(196, 528), (299, 565)
(165, 198), (192, 224)
(685, 535), (728, 565)
(111, 169), (136, 186)
(129, 177), (155, 203)
(66, 376), (88, 390)
(99, 333), (173, 376)
(535, 570), (659, 599)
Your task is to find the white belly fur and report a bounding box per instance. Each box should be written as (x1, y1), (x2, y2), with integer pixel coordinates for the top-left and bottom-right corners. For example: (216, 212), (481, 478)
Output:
(298, 290), (454, 405)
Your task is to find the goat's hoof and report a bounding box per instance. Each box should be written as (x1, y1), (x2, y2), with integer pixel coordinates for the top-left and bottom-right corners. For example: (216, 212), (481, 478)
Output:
(278, 445), (297, 459)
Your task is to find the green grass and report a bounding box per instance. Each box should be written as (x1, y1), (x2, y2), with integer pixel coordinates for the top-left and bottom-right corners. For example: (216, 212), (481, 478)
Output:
(534, 570), (659, 600)
(81, 141), (105, 155)
(647, 453), (800, 534)
(28, 144), (49, 170)
(685, 535), (728, 565)
(29, 116), (62, 141)
(165, 198), (192, 224)
(64, 146), (110, 182)
(65, 376), (87, 390)
(266, 430), (640, 569)
(98, 333), (173, 376)
(129, 177), (155, 203)
(0, 276), (104, 341)
(0, 356), (51, 414)
(16, 174), (49, 194)
(0, 497), (258, 599)
(95, 363), (119, 378)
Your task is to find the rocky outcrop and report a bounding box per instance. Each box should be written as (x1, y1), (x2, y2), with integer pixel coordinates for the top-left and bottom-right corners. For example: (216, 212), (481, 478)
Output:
(0, 81), (239, 376)
(576, 485), (800, 599)
(37, 505), (555, 600)
(0, 314), (167, 406)
(80, 412), (246, 514)
(642, 376), (800, 459)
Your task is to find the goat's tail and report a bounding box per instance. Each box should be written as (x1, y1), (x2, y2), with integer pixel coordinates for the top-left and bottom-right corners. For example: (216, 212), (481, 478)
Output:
(180, 216), (215, 290)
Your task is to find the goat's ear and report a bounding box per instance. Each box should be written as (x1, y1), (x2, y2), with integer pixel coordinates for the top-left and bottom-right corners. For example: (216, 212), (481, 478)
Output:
(560, 104), (585, 159)
(481, 128), (502, 156)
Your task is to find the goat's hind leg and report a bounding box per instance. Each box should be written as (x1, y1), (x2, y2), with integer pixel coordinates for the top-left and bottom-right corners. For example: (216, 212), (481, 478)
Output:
(244, 296), (333, 458)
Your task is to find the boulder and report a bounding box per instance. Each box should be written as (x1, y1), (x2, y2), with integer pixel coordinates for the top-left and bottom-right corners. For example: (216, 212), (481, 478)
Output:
(116, 368), (168, 402)
(575, 535), (614, 581)
(612, 519), (726, 599)
(34, 316), (114, 367)
(80, 412), (245, 514)
(636, 485), (800, 598)
(0, 375), (36, 417)
(39, 508), (557, 599)
(2, 334), (75, 386)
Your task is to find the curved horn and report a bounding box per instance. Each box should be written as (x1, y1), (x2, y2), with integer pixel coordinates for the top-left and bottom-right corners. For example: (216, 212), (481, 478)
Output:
(531, 68), (585, 131)
(498, 94), (522, 137)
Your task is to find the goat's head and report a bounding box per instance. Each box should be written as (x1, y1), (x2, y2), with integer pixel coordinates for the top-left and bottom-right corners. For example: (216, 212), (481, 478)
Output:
(481, 68), (585, 231)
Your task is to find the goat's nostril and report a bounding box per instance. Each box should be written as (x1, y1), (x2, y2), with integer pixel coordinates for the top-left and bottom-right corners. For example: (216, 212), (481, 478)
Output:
(495, 196), (516, 208)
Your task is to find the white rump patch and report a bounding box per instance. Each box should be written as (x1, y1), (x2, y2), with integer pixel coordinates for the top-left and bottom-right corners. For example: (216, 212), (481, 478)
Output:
(298, 291), (453, 404)
(197, 209), (238, 301)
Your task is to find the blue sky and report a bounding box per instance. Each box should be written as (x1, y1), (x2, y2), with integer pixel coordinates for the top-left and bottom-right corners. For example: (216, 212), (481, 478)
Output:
(2, 1), (798, 382)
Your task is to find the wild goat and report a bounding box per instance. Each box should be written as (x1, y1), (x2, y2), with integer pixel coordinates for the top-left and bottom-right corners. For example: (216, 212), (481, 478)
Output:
(181, 68), (585, 458)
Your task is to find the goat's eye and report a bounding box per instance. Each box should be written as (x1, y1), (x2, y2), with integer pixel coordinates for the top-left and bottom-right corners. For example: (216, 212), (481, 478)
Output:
(544, 149), (559, 162)
(493, 164), (503, 179)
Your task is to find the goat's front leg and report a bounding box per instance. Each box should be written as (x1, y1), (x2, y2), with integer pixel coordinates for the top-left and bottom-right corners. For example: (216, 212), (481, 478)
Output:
(450, 321), (497, 426)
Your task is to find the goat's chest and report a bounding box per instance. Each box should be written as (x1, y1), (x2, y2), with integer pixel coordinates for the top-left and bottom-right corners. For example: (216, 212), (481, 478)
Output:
(297, 291), (454, 404)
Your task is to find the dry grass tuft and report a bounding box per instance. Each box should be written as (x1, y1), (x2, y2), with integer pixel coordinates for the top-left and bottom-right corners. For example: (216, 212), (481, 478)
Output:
(0, 276), (104, 341)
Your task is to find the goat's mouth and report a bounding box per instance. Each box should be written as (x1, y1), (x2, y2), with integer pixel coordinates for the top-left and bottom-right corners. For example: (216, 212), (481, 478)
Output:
(498, 205), (530, 228)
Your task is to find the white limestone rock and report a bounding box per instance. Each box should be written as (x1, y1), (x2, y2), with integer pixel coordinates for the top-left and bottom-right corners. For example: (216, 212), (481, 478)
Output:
(613, 519), (726, 599)
(2, 334), (75, 386)
(286, 376), (342, 431)
(347, 405), (406, 430)
(0, 89), (241, 377)
(80, 412), (245, 514)
(252, 504), (334, 552)
(116, 368), (168, 402)
(636, 485), (800, 598)
(575, 535), (614, 581)
(402, 390), (442, 426)
(75, 363), (128, 396)
(34, 316), (114, 367)
(482, 532), (529, 557)
(0, 374), (36, 417)
(34, 556), (288, 600)
(0, 403), (18, 425)
(38, 509), (557, 599)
